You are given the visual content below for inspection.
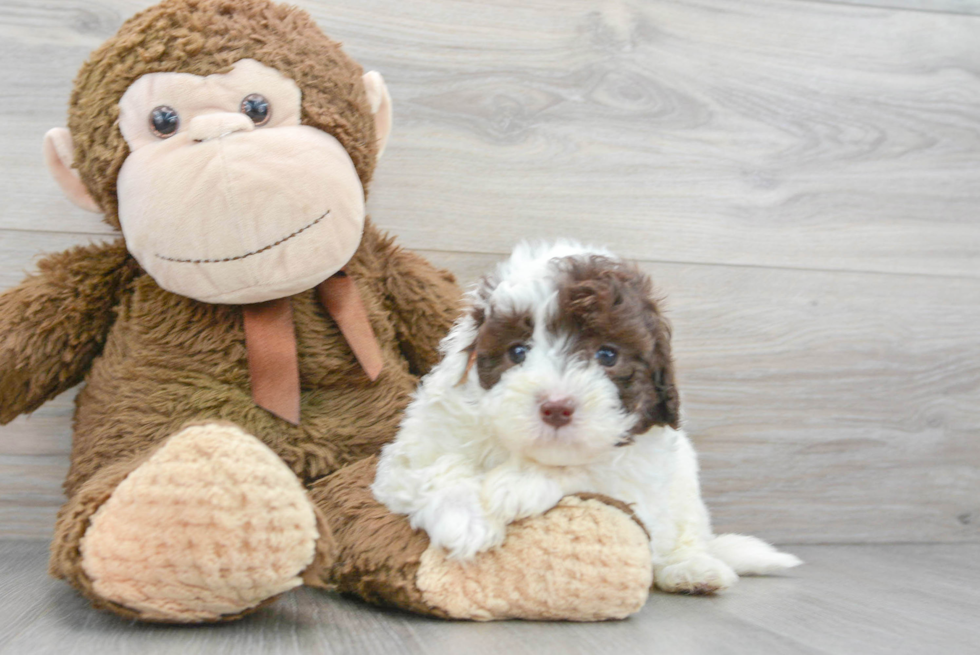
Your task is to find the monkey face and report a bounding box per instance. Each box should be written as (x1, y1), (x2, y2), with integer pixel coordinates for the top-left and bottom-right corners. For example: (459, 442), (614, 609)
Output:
(113, 59), (369, 304)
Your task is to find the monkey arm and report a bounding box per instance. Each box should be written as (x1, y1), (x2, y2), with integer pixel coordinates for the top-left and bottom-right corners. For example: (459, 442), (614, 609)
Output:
(0, 239), (138, 424)
(384, 248), (461, 377)
(365, 224), (462, 378)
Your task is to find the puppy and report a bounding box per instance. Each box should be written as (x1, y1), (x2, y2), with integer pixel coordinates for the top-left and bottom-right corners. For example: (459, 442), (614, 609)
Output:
(373, 241), (800, 594)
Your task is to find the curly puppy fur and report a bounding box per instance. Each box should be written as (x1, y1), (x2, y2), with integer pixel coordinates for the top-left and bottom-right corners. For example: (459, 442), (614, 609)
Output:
(373, 242), (802, 594)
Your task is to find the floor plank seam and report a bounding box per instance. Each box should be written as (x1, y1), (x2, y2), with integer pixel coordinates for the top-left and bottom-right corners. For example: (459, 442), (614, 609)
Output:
(412, 245), (980, 283)
(804, 0), (980, 19)
(5, 236), (980, 284)
(0, 226), (118, 238)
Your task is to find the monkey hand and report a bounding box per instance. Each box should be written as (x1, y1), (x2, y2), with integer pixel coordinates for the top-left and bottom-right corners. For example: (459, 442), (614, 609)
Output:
(0, 240), (136, 424)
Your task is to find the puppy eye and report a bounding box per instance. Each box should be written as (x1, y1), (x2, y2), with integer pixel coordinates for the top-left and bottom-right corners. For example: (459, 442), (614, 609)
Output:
(595, 346), (618, 367)
(241, 93), (271, 125)
(508, 343), (529, 365)
(149, 105), (179, 138)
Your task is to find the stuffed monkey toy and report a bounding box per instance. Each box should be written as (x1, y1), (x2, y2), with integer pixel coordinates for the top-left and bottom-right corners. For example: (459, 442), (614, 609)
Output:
(0, 0), (654, 622)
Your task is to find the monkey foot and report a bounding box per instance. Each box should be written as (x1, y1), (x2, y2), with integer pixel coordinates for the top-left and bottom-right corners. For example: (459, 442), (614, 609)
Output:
(309, 457), (652, 622)
(416, 496), (653, 621)
(79, 422), (319, 622)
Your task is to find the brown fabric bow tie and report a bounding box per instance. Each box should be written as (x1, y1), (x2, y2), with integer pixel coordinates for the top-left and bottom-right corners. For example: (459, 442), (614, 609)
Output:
(241, 271), (384, 425)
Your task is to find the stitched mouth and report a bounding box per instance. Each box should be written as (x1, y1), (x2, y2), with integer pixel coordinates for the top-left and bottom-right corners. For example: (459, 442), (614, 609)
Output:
(154, 209), (331, 264)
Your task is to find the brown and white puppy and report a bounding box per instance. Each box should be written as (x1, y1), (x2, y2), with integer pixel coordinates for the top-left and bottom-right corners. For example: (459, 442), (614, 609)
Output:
(373, 242), (800, 594)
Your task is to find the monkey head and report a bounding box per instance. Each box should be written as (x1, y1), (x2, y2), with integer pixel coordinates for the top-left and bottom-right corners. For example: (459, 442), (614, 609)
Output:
(42, 0), (392, 304)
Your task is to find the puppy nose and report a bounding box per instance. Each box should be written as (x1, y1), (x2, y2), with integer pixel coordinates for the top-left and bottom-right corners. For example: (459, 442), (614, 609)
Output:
(540, 398), (575, 428)
(188, 112), (255, 142)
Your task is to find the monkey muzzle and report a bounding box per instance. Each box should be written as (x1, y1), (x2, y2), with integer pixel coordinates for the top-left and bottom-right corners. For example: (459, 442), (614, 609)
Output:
(117, 123), (366, 304)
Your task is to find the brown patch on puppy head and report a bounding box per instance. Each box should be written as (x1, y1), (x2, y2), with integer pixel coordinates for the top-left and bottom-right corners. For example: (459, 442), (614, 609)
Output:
(552, 256), (680, 435)
(458, 274), (534, 389)
(69, 0), (378, 228)
(474, 310), (534, 390)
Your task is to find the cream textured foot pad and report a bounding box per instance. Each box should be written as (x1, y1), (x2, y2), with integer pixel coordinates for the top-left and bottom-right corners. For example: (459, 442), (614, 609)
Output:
(79, 423), (318, 621)
(416, 496), (653, 621)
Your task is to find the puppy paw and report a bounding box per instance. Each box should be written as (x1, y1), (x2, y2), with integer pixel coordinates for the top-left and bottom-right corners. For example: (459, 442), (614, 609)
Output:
(415, 494), (506, 560)
(656, 554), (739, 595)
(481, 466), (564, 524)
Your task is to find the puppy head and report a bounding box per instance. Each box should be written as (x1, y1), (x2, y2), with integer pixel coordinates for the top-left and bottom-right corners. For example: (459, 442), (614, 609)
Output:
(459, 243), (679, 467)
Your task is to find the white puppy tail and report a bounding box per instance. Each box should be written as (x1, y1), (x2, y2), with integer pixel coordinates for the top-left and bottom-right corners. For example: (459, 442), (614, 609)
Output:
(708, 534), (803, 575)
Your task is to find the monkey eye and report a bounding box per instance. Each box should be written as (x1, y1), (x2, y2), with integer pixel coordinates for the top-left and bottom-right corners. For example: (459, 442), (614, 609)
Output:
(149, 105), (179, 138)
(508, 343), (529, 365)
(595, 345), (619, 367)
(241, 93), (271, 126)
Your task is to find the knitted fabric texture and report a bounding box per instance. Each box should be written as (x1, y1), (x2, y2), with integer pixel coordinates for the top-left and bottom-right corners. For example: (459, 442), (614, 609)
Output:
(416, 496), (653, 621)
(79, 422), (320, 622)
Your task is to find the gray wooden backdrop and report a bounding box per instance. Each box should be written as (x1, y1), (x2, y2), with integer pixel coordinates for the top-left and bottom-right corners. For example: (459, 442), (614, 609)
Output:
(1, 0), (978, 546)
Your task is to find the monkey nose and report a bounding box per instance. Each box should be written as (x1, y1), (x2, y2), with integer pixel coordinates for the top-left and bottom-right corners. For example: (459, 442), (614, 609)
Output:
(540, 398), (576, 428)
(188, 113), (255, 142)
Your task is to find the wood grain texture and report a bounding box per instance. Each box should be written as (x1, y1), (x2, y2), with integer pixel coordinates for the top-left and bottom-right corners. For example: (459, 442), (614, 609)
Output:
(1, 540), (978, 655)
(3, 0), (980, 276)
(355, 0), (980, 279)
(0, 457), (68, 540)
(1, 0), (979, 544)
(3, 248), (978, 543)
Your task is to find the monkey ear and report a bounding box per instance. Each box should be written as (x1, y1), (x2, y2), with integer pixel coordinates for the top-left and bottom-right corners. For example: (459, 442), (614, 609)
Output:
(362, 71), (393, 159)
(43, 128), (101, 213)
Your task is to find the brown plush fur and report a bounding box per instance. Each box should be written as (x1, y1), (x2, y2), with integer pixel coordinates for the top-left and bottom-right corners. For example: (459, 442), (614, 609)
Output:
(69, 0), (379, 228)
(0, 1), (463, 614)
(58, 224), (456, 498)
(306, 456), (448, 617)
(0, 0), (462, 621)
(0, 241), (139, 423)
(20, 220), (461, 614)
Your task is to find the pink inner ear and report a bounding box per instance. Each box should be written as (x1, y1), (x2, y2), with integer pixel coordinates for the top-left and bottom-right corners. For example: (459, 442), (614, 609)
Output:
(43, 128), (102, 213)
(362, 71), (392, 157)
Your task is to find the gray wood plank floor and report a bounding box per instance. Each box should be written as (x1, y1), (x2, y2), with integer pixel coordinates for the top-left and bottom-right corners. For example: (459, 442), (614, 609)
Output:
(1, 540), (978, 655)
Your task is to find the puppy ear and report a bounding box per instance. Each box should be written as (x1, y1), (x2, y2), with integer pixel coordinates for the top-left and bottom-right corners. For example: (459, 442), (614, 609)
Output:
(648, 348), (680, 430)
(649, 309), (681, 429)
(633, 312), (681, 433)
